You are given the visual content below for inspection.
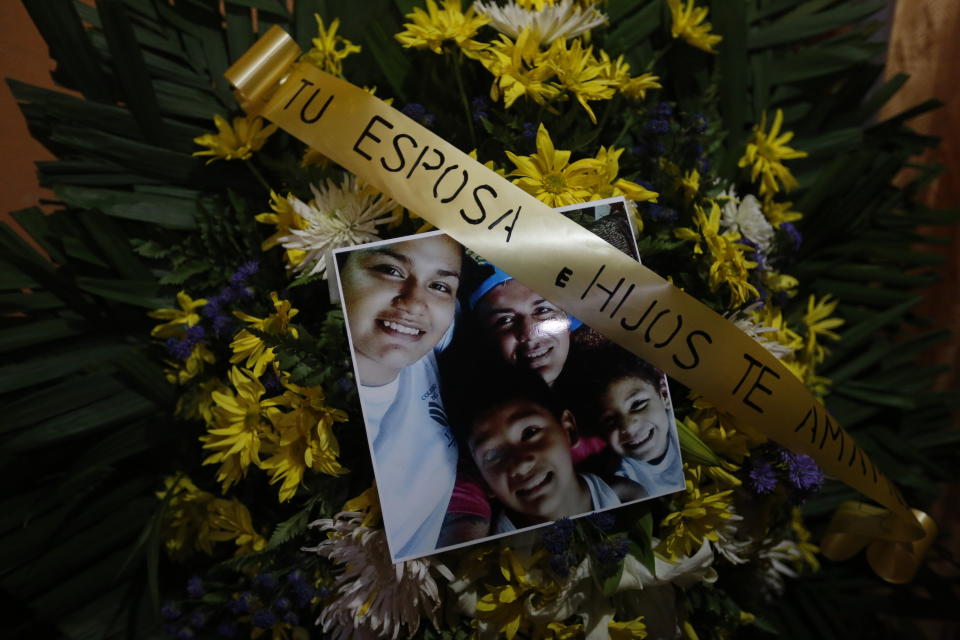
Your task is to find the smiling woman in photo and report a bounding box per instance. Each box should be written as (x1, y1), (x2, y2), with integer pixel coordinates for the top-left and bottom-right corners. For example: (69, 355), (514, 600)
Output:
(337, 233), (463, 558)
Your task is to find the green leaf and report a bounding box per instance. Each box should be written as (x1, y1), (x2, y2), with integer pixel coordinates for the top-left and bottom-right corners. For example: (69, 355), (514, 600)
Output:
(76, 277), (164, 308)
(0, 318), (86, 354)
(97, 0), (166, 146)
(21, 0), (112, 102)
(601, 556), (626, 596)
(0, 343), (130, 394)
(266, 498), (320, 549)
(54, 185), (198, 230)
(713, 0), (748, 176)
(748, 2), (885, 50)
(677, 418), (722, 466)
(5, 390), (156, 451)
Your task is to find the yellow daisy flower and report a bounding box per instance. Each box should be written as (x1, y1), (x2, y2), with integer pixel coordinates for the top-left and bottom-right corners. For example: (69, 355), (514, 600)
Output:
(192, 114), (277, 163)
(157, 475), (216, 559)
(738, 109), (808, 197)
(479, 30), (561, 108)
(165, 343), (216, 386)
(506, 123), (603, 207)
(545, 37), (617, 124)
(667, 0), (722, 54)
(598, 50), (662, 100)
(230, 292), (300, 378)
(201, 366), (276, 492)
(475, 548), (558, 640)
(589, 145), (659, 202)
(659, 465), (735, 559)
(517, 0), (555, 9)
(675, 201), (758, 306)
(762, 197), (803, 227)
(395, 0), (489, 55)
(678, 167), (700, 201)
(261, 379), (348, 502)
(609, 616), (648, 640)
(148, 291), (207, 339)
(207, 497), (268, 556)
(801, 294), (843, 364)
(255, 191), (308, 269)
(789, 507), (821, 571)
(545, 621), (584, 639)
(303, 16), (360, 76)
(342, 484), (382, 527)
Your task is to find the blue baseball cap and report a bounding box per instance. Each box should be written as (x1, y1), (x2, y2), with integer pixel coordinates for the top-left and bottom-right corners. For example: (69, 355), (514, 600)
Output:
(468, 264), (582, 330)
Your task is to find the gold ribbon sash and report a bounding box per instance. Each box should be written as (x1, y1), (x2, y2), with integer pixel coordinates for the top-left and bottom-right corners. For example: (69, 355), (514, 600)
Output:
(225, 27), (925, 546)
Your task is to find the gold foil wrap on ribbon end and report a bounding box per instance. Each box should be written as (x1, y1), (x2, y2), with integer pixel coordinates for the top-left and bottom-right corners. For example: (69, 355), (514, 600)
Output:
(224, 25), (300, 116)
(821, 502), (938, 583)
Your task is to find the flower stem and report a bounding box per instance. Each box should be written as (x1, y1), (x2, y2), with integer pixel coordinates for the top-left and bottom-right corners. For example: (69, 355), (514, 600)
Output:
(450, 50), (477, 149)
(245, 160), (272, 193)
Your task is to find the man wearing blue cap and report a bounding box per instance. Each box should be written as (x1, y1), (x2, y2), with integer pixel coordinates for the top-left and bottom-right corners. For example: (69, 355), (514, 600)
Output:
(469, 265), (582, 387)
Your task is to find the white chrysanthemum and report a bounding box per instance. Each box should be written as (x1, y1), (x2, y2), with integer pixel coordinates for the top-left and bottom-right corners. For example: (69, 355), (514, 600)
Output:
(302, 511), (453, 640)
(755, 536), (805, 597)
(719, 188), (775, 252)
(710, 506), (753, 565)
(279, 175), (400, 277)
(473, 0), (608, 45)
(728, 303), (796, 359)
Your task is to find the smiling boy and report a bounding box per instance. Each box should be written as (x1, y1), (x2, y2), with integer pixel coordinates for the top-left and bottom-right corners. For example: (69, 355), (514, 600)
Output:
(337, 233), (463, 558)
(451, 366), (644, 533)
(566, 345), (684, 495)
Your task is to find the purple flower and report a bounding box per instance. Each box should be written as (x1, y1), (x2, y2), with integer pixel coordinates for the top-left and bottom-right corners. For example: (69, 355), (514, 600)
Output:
(596, 537), (630, 565)
(786, 454), (823, 492)
(203, 294), (222, 319)
(160, 601), (181, 620)
(781, 222), (802, 251)
(174, 626), (195, 640)
(689, 112), (708, 133)
(230, 592), (253, 615)
(401, 103), (435, 127)
(521, 122), (537, 140)
(587, 511), (616, 532)
(273, 597), (291, 612)
(217, 284), (239, 304)
(186, 609), (207, 628)
(286, 569), (306, 585)
(645, 118), (670, 134)
(293, 583), (316, 608)
(185, 325), (205, 344)
(541, 518), (573, 554)
(646, 204), (679, 223)
(231, 261), (259, 285)
(655, 102), (673, 117)
(216, 621), (238, 638)
(252, 609), (276, 629)
(471, 96), (490, 122)
(739, 237), (767, 271)
(165, 337), (194, 361)
(263, 371), (282, 394)
(212, 314), (234, 337)
(748, 459), (778, 495)
(549, 554), (572, 577)
(253, 573), (278, 592)
(335, 376), (354, 394)
(227, 282), (254, 301)
(283, 611), (300, 626)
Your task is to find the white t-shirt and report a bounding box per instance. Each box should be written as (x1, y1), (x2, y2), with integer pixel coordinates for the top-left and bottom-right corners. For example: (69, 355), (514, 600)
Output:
(492, 473), (621, 533)
(358, 349), (457, 559)
(615, 431), (684, 498)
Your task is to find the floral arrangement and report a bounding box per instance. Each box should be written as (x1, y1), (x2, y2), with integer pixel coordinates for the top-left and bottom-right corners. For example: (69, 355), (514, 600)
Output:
(3, 1), (958, 639)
